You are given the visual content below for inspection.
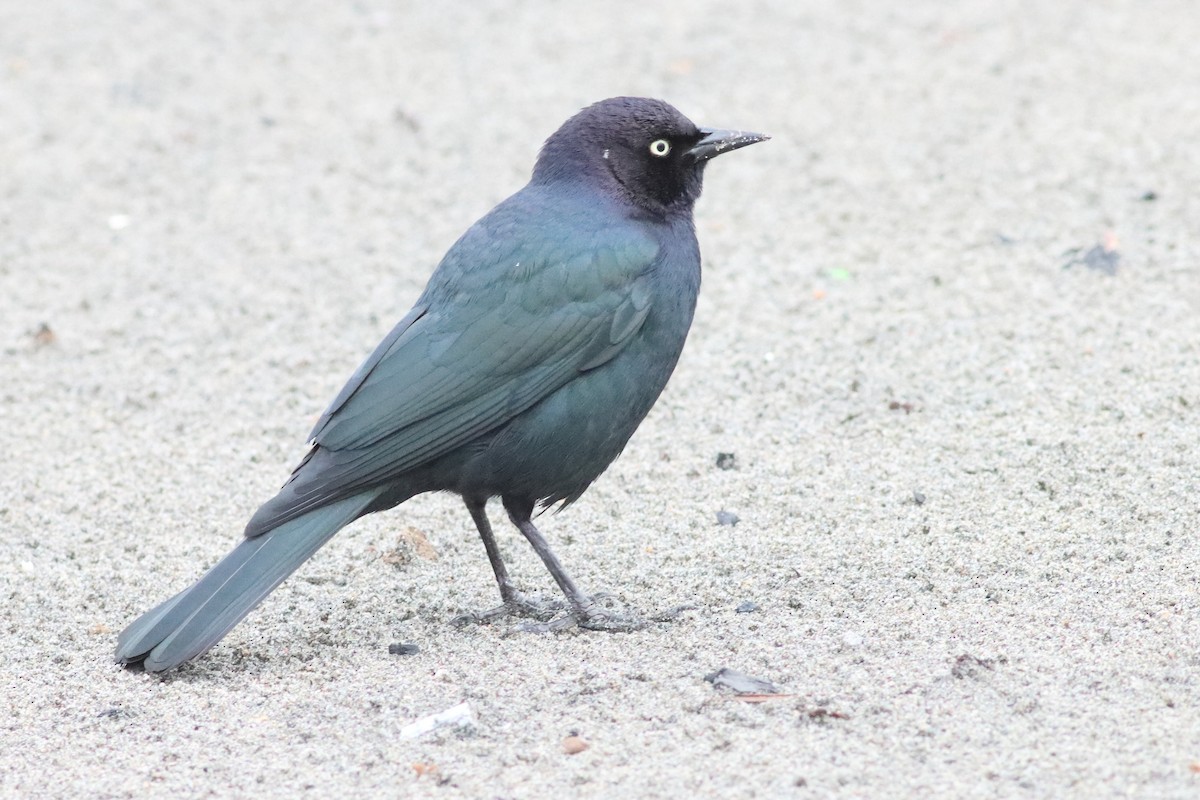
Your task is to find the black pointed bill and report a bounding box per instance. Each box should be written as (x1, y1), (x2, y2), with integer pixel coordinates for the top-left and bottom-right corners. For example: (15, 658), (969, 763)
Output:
(686, 128), (770, 163)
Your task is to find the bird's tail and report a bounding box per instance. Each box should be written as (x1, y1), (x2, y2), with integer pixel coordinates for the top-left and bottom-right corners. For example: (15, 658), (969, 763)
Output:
(115, 490), (382, 673)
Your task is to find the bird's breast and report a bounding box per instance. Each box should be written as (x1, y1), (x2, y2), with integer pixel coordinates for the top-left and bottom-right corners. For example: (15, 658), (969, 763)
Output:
(452, 217), (702, 505)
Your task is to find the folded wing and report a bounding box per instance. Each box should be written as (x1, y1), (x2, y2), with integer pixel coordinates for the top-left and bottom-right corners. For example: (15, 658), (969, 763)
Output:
(247, 218), (659, 535)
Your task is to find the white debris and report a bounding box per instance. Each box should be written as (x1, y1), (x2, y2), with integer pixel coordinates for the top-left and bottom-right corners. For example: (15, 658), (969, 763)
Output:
(399, 701), (475, 739)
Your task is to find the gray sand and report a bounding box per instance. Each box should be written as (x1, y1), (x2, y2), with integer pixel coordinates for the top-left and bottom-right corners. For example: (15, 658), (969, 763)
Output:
(3, 1), (1199, 797)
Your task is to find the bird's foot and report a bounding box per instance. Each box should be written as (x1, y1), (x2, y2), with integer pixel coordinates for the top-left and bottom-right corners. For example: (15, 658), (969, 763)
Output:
(575, 606), (647, 633)
(451, 589), (565, 627)
(509, 593), (650, 634)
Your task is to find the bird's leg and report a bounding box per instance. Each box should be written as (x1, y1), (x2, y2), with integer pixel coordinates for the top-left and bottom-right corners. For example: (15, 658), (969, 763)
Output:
(502, 496), (645, 633)
(451, 496), (563, 626)
(466, 496), (519, 603)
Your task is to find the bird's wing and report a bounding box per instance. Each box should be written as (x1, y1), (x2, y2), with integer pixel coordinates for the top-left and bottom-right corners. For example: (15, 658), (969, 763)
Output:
(295, 218), (659, 496)
(307, 304), (429, 442)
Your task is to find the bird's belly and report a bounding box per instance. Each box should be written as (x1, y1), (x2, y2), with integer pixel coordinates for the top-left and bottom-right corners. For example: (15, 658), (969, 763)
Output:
(458, 333), (683, 504)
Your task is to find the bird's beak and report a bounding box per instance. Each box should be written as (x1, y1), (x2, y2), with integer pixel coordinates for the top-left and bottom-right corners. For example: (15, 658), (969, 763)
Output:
(686, 128), (770, 163)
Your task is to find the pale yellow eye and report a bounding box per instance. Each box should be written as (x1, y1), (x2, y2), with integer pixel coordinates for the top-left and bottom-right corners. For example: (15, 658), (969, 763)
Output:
(648, 139), (671, 157)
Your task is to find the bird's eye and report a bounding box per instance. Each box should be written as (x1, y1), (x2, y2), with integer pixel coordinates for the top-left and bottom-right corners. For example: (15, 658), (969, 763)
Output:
(648, 139), (671, 157)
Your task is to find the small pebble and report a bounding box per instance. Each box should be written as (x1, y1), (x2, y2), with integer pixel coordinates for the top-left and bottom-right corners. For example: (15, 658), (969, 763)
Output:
(388, 642), (420, 656)
(736, 601), (759, 613)
(31, 322), (56, 347)
(716, 510), (739, 526)
(1081, 245), (1119, 275)
(562, 735), (589, 755)
(912, 490), (926, 506)
(715, 452), (738, 470)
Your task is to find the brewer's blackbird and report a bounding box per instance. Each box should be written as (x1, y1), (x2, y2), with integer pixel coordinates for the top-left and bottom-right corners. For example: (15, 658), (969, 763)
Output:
(115, 97), (767, 672)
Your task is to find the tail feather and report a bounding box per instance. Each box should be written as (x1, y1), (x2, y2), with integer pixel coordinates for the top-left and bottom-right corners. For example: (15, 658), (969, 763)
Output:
(116, 490), (382, 672)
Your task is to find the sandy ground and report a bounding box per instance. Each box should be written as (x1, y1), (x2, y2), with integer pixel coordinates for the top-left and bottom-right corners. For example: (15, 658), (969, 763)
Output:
(3, 1), (1200, 797)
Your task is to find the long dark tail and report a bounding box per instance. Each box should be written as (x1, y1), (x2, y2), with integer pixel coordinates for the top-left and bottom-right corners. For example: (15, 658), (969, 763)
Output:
(115, 490), (383, 673)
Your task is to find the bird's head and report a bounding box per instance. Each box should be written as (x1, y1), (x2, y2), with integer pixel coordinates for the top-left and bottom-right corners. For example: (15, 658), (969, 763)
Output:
(532, 97), (767, 217)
